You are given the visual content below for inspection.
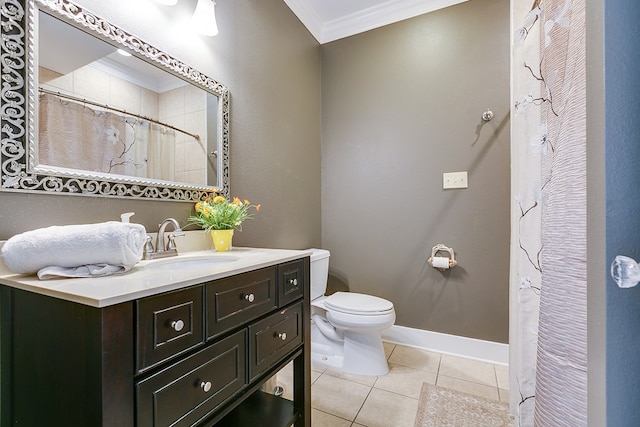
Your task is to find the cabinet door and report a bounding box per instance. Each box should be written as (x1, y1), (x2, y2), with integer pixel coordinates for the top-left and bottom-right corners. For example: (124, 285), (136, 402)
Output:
(248, 302), (304, 381)
(136, 286), (204, 373)
(206, 267), (277, 339)
(136, 330), (247, 427)
(278, 259), (305, 307)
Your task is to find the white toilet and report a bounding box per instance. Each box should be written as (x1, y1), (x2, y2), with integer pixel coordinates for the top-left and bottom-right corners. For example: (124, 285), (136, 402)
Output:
(309, 249), (395, 376)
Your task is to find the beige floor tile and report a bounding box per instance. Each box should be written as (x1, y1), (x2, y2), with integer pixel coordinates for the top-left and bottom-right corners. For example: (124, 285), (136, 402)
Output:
(495, 364), (510, 390)
(354, 388), (419, 427)
(436, 375), (500, 401)
(311, 373), (372, 421)
(374, 363), (437, 399)
(439, 354), (497, 387)
(310, 345), (510, 426)
(312, 360), (328, 373)
(324, 367), (378, 387)
(388, 345), (441, 373)
(383, 341), (396, 359)
(311, 409), (352, 427)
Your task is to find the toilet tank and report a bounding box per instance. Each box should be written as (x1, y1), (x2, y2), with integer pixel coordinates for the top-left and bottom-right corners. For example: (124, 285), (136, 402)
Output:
(309, 248), (330, 300)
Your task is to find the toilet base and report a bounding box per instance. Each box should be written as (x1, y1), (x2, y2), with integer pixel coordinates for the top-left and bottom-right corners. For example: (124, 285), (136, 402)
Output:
(342, 330), (389, 376)
(311, 322), (389, 376)
(311, 343), (344, 371)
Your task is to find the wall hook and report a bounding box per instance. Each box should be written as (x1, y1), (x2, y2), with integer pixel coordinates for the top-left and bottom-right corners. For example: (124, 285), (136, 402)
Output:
(482, 108), (494, 122)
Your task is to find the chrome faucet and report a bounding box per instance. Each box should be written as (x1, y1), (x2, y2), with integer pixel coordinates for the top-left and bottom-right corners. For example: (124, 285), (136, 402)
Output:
(144, 218), (185, 260)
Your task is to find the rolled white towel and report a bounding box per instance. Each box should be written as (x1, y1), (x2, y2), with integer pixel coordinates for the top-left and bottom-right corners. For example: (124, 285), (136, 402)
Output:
(1, 221), (147, 278)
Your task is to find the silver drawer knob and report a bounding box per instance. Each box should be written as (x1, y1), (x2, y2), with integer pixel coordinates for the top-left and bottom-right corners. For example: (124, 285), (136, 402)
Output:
(289, 278), (298, 287)
(244, 293), (255, 303)
(171, 320), (184, 332)
(200, 381), (212, 392)
(277, 332), (287, 341)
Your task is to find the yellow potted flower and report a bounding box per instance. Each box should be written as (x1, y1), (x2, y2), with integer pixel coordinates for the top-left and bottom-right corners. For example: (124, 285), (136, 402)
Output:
(189, 195), (260, 251)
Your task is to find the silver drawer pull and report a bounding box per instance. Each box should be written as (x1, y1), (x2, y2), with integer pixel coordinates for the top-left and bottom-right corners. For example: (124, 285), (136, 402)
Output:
(244, 293), (255, 303)
(277, 332), (287, 341)
(200, 381), (212, 392)
(289, 278), (298, 287)
(171, 320), (184, 332)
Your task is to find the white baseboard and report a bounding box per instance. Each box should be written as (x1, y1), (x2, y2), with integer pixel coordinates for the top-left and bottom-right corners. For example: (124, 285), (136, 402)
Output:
(382, 325), (509, 366)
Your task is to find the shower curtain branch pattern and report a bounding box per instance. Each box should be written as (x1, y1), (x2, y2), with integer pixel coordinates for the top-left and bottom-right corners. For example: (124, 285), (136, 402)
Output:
(522, 62), (559, 117)
(107, 122), (143, 174)
(518, 200), (542, 273)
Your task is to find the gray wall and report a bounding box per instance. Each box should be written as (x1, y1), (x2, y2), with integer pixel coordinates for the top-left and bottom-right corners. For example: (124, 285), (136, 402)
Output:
(0, 0), (322, 250)
(321, 0), (510, 343)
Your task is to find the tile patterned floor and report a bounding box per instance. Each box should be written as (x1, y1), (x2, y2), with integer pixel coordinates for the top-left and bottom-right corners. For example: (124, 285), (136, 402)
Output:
(276, 342), (509, 427)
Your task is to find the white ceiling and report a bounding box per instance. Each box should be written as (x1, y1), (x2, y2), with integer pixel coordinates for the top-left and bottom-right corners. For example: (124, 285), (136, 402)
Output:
(39, 11), (185, 93)
(283, 0), (469, 44)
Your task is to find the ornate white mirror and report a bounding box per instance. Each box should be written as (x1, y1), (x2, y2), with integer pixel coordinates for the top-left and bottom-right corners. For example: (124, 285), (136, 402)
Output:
(1, 0), (230, 201)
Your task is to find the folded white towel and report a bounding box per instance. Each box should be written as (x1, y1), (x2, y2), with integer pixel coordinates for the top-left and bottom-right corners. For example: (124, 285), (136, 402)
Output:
(1, 221), (147, 279)
(37, 264), (130, 280)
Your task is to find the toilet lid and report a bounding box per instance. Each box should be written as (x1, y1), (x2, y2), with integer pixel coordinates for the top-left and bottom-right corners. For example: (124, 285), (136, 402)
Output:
(324, 292), (394, 315)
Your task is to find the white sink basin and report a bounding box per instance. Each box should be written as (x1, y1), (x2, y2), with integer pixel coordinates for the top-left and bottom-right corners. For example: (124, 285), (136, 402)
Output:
(140, 253), (239, 271)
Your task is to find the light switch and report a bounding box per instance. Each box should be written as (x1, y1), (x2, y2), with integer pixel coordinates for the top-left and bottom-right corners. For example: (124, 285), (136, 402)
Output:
(443, 171), (468, 189)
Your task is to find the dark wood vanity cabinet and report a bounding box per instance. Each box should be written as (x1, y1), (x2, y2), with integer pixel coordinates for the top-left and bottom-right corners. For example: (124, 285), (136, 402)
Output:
(0, 257), (310, 427)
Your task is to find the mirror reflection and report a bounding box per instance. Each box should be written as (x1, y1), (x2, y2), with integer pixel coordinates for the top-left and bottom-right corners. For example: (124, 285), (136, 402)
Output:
(37, 10), (216, 187)
(0, 0), (229, 201)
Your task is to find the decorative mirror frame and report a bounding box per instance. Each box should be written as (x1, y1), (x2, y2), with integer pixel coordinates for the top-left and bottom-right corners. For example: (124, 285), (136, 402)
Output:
(0, 0), (230, 201)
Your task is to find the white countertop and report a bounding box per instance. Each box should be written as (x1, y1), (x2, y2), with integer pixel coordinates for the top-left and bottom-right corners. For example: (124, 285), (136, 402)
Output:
(0, 247), (311, 308)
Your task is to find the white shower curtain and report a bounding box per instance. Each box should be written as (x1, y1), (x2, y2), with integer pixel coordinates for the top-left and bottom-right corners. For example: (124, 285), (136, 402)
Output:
(510, 0), (587, 425)
(510, 1), (543, 424)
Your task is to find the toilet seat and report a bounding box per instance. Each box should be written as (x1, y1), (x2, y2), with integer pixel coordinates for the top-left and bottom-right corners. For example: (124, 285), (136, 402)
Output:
(324, 292), (394, 316)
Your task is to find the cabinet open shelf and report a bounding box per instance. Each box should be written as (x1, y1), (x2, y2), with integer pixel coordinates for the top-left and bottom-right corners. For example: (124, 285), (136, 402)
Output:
(218, 390), (298, 427)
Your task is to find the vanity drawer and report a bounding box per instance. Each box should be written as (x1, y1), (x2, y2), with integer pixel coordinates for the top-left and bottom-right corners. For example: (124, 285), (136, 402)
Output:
(248, 302), (304, 381)
(206, 267), (277, 340)
(136, 330), (247, 427)
(136, 286), (204, 373)
(278, 259), (305, 307)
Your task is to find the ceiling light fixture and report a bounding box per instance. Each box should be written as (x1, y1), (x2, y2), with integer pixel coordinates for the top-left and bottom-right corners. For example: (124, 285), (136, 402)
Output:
(191, 0), (219, 37)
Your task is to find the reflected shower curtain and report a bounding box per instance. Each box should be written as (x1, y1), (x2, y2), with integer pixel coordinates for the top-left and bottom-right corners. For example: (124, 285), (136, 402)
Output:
(123, 119), (176, 181)
(510, 0), (587, 425)
(39, 93), (176, 181)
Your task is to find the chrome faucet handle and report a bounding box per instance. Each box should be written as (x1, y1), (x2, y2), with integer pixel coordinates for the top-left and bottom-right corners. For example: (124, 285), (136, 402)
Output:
(143, 235), (155, 260)
(166, 234), (183, 251)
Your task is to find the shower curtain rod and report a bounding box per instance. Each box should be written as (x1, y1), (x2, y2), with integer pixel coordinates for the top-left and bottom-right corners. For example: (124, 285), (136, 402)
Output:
(38, 87), (201, 141)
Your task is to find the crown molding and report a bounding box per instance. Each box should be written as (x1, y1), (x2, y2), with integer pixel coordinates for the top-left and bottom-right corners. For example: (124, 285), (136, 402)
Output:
(282, 0), (324, 43)
(284, 0), (469, 44)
